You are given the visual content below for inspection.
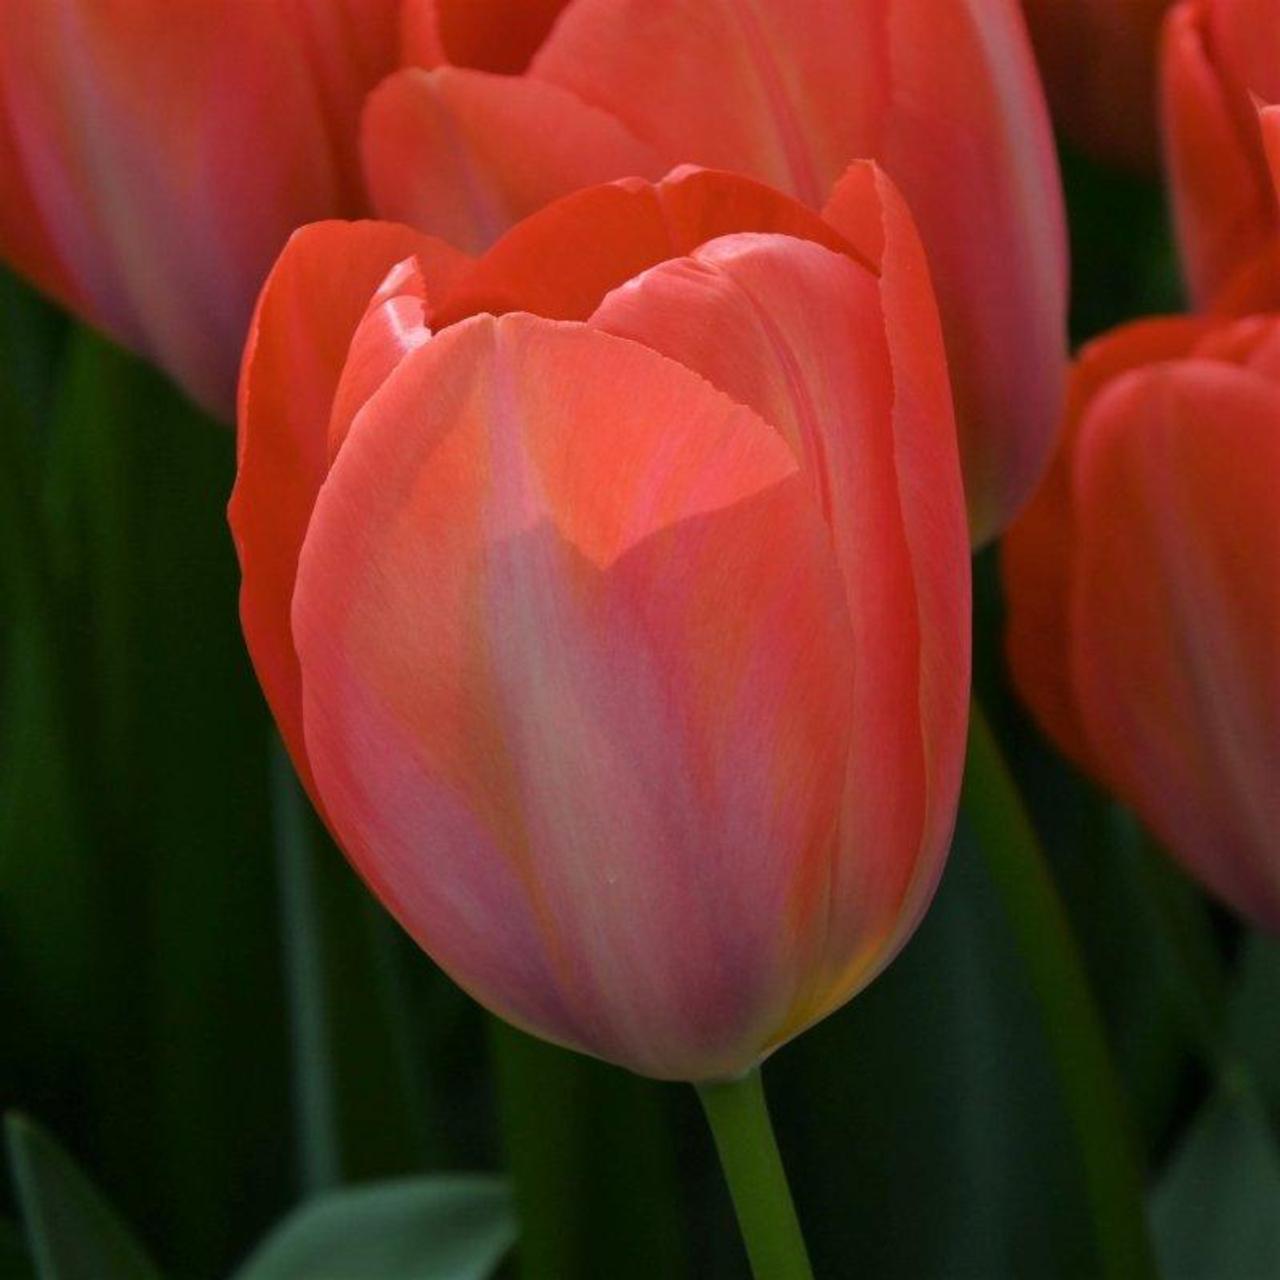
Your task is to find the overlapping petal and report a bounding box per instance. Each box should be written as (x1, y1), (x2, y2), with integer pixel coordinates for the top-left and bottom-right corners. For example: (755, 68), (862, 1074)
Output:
(229, 219), (465, 797)
(291, 314), (861, 1079)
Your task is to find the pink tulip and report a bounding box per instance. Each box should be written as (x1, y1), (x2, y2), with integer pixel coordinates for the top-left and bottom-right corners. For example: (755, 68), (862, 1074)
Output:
(0, 0), (401, 418)
(230, 164), (971, 1079)
(367, 0), (1068, 543)
(1162, 0), (1280, 311)
(1004, 315), (1280, 933)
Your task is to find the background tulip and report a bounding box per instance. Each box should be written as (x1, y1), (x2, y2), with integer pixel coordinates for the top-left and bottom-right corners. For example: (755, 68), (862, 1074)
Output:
(365, 0), (1067, 544)
(1003, 315), (1280, 933)
(0, 0), (401, 418)
(1022, 0), (1173, 171)
(231, 163), (971, 1082)
(1162, 0), (1280, 310)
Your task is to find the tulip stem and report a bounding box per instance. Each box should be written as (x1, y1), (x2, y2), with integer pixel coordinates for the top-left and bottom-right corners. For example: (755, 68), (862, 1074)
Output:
(962, 698), (1157, 1280)
(697, 1067), (813, 1280)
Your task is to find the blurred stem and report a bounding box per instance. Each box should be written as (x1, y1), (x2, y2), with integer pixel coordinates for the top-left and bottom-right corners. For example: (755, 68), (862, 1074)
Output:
(962, 698), (1157, 1280)
(697, 1068), (813, 1280)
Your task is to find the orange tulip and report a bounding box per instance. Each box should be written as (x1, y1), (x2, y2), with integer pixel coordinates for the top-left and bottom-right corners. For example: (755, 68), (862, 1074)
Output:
(1162, 0), (1280, 311)
(367, 0), (1068, 544)
(1004, 316), (1280, 932)
(0, 0), (401, 418)
(229, 164), (971, 1079)
(1023, 0), (1173, 171)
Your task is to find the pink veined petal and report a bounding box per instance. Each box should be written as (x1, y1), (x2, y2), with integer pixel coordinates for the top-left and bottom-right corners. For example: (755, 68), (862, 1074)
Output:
(230, 218), (464, 800)
(361, 66), (665, 254)
(1071, 359), (1280, 931)
(589, 231), (933, 1031)
(292, 313), (858, 1080)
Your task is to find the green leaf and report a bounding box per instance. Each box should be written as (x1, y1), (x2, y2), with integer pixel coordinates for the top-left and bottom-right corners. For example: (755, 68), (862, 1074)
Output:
(271, 742), (427, 1194)
(232, 1177), (515, 1280)
(1230, 935), (1280, 1117)
(4, 1115), (160, 1280)
(1150, 1087), (1280, 1279)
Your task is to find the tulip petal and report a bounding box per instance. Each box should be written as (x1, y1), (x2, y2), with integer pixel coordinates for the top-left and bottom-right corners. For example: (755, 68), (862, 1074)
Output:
(361, 66), (665, 254)
(400, 0), (571, 73)
(292, 313), (858, 1079)
(859, 0), (1068, 542)
(530, 0), (892, 208)
(430, 165), (868, 328)
(1003, 317), (1213, 772)
(0, 1), (396, 417)
(589, 229), (950, 1026)
(230, 219), (465, 798)
(1162, 2), (1276, 308)
(1071, 360), (1280, 931)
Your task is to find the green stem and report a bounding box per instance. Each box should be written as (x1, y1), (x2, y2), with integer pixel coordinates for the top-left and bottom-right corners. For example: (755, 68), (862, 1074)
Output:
(697, 1068), (813, 1280)
(962, 698), (1156, 1280)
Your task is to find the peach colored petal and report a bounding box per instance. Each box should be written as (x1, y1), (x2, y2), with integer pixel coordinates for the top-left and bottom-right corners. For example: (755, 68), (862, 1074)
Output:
(1003, 317), (1213, 772)
(0, 0), (399, 418)
(400, 0), (571, 73)
(1071, 359), (1280, 931)
(292, 313), (859, 1079)
(430, 166), (868, 328)
(361, 66), (665, 254)
(589, 217), (969, 1034)
(1162, 1), (1277, 307)
(230, 219), (464, 797)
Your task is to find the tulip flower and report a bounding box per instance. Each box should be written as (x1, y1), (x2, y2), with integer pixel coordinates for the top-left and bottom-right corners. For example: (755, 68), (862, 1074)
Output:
(1162, 0), (1280, 311)
(368, 0), (1068, 543)
(1003, 315), (1280, 933)
(0, 0), (401, 418)
(1022, 0), (1173, 170)
(230, 162), (971, 1083)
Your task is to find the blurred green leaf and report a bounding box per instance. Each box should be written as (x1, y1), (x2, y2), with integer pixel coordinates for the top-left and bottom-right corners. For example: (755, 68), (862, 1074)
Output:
(231, 1177), (514, 1280)
(272, 741), (427, 1192)
(1151, 1087), (1280, 1279)
(4, 1115), (160, 1280)
(1230, 936), (1280, 1118)
(489, 1023), (686, 1280)
(0, 1215), (35, 1279)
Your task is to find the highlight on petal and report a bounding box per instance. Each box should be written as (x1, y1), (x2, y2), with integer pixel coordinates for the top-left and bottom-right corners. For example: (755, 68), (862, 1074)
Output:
(361, 66), (664, 254)
(292, 313), (859, 1079)
(1070, 359), (1280, 931)
(429, 165), (869, 328)
(1002, 316), (1214, 772)
(589, 221), (969, 1034)
(230, 219), (464, 796)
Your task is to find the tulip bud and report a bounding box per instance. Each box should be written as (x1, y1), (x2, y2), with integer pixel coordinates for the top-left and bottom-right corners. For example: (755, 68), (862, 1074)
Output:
(0, 0), (401, 418)
(1004, 316), (1280, 933)
(1162, 0), (1280, 311)
(231, 165), (970, 1079)
(365, 0), (1067, 543)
